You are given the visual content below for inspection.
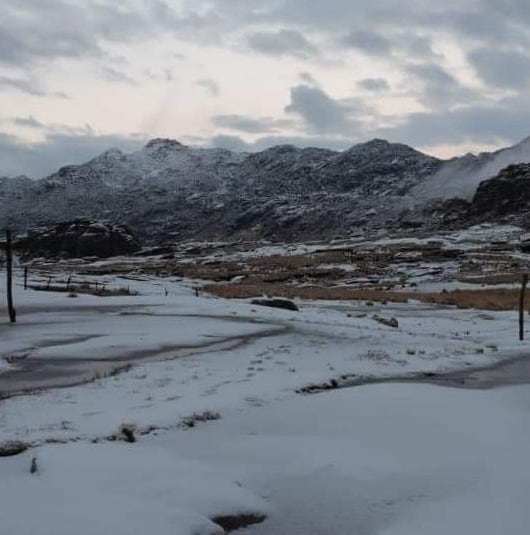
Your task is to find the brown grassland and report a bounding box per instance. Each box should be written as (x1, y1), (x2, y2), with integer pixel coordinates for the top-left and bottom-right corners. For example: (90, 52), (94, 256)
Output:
(205, 283), (529, 311)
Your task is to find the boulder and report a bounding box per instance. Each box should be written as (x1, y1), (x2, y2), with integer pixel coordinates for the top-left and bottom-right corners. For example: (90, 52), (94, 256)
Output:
(250, 298), (299, 311)
(0, 441), (29, 457)
(372, 315), (399, 328)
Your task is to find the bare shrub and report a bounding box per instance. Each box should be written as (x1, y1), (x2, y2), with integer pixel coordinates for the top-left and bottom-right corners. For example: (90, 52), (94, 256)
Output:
(179, 410), (221, 429)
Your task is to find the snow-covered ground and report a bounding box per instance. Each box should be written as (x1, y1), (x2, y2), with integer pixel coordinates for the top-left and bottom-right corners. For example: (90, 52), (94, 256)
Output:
(1, 270), (529, 533)
(2, 382), (530, 534)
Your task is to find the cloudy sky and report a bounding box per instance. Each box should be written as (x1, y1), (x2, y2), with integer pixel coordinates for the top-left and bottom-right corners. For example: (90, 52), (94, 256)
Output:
(2, 0), (530, 177)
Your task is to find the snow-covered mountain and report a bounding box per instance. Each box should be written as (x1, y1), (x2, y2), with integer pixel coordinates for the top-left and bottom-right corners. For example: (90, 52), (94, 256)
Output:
(2, 136), (530, 242)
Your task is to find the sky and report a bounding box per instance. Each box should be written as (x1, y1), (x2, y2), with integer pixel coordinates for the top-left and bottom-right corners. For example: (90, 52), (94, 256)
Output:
(2, 0), (530, 178)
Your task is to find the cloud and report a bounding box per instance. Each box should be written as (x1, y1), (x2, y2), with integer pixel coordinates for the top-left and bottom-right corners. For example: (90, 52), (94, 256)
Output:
(145, 69), (174, 82)
(357, 78), (390, 91)
(342, 29), (392, 56)
(0, 1), (101, 66)
(404, 36), (442, 60)
(0, 132), (144, 178)
(0, 0), (198, 68)
(246, 29), (317, 58)
(196, 78), (220, 96)
(210, 134), (252, 152)
(285, 84), (357, 134)
(98, 66), (137, 85)
(405, 62), (479, 106)
(213, 114), (294, 134)
(0, 76), (67, 97)
(3, 0), (530, 159)
(299, 72), (317, 84)
(468, 48), (530, 89)
(11, 116), (44, 128)
(380, 94), (530, 147)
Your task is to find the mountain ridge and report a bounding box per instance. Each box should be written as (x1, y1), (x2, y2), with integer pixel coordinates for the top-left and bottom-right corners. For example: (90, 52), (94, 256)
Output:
(2, 136), (530, 242)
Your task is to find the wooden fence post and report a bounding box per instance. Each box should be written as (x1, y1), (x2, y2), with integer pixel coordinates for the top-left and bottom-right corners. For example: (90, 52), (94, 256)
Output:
(519, 273), (528, 341)
(6, 229), (16, 323)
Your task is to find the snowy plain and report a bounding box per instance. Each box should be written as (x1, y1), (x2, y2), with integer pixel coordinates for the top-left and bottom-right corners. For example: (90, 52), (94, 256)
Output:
(1, 269), (530, 534)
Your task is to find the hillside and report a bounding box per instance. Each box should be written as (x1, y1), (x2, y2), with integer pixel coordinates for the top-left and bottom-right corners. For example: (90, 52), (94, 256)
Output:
(2, 136), (530, 242)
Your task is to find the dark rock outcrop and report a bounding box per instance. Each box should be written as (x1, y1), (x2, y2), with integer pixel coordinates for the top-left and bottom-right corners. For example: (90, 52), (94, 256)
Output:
(470, 164), (530, 217)
(0, 441), (29, 457)
(17, 219), (140, 258)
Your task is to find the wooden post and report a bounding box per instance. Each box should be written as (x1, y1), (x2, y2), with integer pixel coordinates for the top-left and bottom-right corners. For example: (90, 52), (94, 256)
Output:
(520, 273), (528, 341)
(24, 266), (28, 290)
(6, 229), (16, 323)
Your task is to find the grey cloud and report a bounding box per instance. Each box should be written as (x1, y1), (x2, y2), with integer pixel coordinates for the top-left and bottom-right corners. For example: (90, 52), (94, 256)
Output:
(0, 1), (101, 66)
(145, 69), (175, 82)
(196, 79), (220, 96)
(213, 115), (294, 134)
(357, 78), (390, 91)
(285, 84), (356, 134)
(246, 29), (317, 58)
(299, 72), (317, 84)
(381, 95), (530, 147)
(99, 66), (137, 85)
(342, 30), (392, 56)
(222, 0), (530, 50)
(0, 132), (144, 178)
(405, 36), (441, 60)
(210, 134), (252, 152)
(406, 62), (479, 106)
(11, 116), (44, 128)
(0, 76), (59, 97)
(0, 0), (199, 76)
(468, 48), (530, 88)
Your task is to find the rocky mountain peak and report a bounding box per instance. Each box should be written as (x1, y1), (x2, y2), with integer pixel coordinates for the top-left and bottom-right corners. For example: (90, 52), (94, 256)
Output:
(144, 138), (187, 153)
(98, 148), (126, 160)
(348, 138), (391, 151)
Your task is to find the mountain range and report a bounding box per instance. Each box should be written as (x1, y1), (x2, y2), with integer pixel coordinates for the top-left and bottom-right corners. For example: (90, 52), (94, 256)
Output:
(2, 136), (530, 243)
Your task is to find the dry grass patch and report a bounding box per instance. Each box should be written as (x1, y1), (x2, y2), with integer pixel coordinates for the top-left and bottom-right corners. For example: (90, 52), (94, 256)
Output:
(458, 273), (522, 285)
(422, 288), (527, 310)
(205, 283), (412, 303)
(247, 250), (351, 269)
(173, 261), (247, 282)
(29, 282), (138, 297)
(205, 282), (530, 311)
(175, 253), (357, 284)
